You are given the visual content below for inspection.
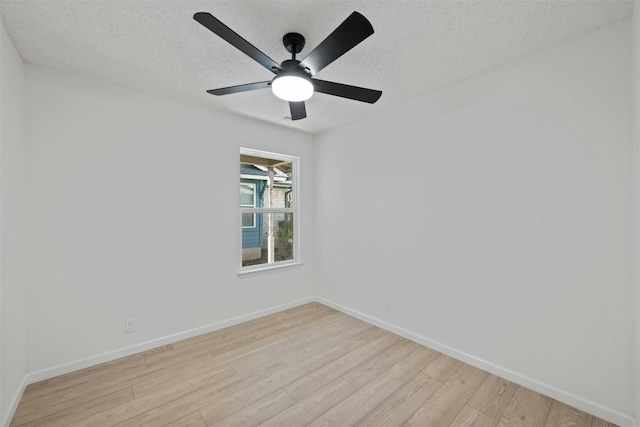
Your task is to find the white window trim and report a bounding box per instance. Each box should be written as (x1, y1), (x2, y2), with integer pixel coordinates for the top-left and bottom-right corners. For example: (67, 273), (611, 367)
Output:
(239, 148), (301, 276)
(237, 260), (304, 277)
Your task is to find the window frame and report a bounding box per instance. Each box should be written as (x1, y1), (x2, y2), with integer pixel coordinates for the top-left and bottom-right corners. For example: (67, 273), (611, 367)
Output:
(239, 148), (302, 276)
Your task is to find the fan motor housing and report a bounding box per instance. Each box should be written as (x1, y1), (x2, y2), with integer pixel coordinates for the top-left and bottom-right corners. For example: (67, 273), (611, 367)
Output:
(283, 33), (305, 54)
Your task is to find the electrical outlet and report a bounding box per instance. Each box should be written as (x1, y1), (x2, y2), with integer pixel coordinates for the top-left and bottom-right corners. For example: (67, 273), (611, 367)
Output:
(384, 300), (391, 312)
(125, 318), (136, 334)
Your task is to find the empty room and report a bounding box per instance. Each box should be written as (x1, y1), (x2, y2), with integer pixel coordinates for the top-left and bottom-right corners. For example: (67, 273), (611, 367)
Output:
(1, 1), (639, 426)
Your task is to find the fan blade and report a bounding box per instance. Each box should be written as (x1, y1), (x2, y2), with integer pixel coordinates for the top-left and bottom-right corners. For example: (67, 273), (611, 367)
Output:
(207, 81), (271, 96)
(289, 102), (306, 120)
(194, 12), (282, 74)
(313, 79), (382, 103)
(298, 12), (374, 76)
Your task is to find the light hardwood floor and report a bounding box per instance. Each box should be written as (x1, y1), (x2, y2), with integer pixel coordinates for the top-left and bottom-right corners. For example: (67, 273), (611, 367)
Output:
(10, 302), (618, 427)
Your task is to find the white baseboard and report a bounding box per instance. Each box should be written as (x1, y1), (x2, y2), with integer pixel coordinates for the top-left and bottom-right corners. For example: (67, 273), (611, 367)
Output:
(313, 296), (636, 427)
(7, 295), (635, 427)
(2, 376), (27, 427)
(23, 296), (314, 385)
(3, 296), (312, 427)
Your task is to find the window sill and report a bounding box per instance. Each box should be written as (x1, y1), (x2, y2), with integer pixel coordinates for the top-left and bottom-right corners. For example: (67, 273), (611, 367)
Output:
(237, 261), (304, 278)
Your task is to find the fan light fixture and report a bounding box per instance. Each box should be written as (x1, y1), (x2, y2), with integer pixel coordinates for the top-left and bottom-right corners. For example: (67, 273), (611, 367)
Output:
(272, 74), (314, 102)
(195, 12), (382, 120)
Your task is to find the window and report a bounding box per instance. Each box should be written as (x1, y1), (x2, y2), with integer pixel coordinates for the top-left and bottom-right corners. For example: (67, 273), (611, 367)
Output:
(240, 148), (299, 273)
(240, 183), (256, 228)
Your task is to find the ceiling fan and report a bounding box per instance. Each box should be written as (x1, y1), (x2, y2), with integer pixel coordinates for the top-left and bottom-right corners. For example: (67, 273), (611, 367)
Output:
(193, 11), (382, 121)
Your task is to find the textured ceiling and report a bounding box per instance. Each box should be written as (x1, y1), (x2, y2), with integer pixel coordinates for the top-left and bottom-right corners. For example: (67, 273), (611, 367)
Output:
(0, 0), (633, 134)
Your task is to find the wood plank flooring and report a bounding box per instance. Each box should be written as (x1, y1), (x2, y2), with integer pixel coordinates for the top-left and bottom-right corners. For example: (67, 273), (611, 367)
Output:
(10, 303), (618, 427)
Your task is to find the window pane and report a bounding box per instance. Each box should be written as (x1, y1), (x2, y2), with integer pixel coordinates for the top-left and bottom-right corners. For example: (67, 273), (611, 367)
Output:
(240, 183), (255, 206)
(264, 186), (292, 210)
(241, 212), (294, 266)
(242, 212), (254, 228)
(274, 161), (293, 208)
(241, 160), (293, 209)
(275, 212), (294, 262)
(242, 212), (265, 266)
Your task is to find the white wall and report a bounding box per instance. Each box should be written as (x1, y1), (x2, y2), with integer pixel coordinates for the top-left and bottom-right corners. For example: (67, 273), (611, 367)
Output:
(24, 65), (315, 375)
(315, 19), (634, 424)
(632, 3), (640, 424)
(0, 20), (27, 427)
